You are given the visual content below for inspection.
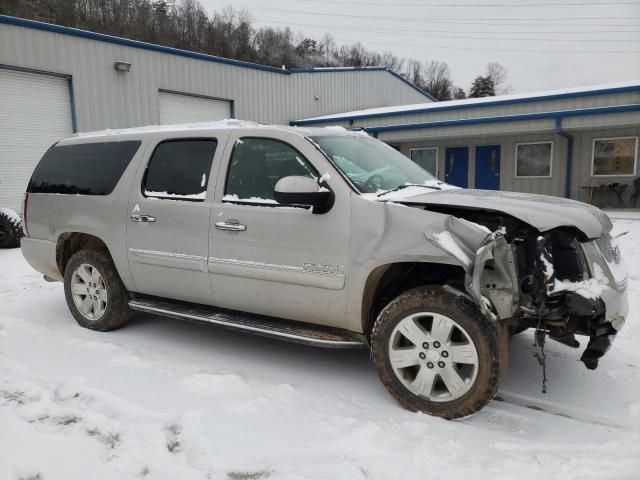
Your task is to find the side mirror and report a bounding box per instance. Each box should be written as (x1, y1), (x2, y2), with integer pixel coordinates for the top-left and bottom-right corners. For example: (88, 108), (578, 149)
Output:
(274, 176), (334, 214)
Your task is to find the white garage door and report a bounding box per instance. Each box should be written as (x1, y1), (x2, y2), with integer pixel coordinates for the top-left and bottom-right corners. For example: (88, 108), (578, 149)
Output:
(158, 91), (231, 125)
(0, 68), (74, 212)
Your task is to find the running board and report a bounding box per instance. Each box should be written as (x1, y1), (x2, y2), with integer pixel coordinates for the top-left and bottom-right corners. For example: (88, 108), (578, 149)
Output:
(128, 297), (367, 349)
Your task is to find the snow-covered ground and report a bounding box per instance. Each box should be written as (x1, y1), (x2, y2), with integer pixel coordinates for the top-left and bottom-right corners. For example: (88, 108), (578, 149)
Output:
(1, 214), (640, 480)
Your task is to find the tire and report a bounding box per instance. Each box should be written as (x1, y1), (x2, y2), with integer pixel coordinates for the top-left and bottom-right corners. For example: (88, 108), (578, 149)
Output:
(64, 250), (132, 331)
(371, 286), (502, 419)
(0, 209), (23, 249)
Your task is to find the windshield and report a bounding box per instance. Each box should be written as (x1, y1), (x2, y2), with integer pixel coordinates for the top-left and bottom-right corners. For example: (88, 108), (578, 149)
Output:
(310, 135), (438, 194)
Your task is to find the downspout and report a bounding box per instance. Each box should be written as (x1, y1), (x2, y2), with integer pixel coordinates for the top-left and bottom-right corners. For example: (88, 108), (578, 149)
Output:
(555, 117), (574, 199)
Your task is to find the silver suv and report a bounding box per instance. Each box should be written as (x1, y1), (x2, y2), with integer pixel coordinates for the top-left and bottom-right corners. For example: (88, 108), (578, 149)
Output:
(21, 121), (628, 419)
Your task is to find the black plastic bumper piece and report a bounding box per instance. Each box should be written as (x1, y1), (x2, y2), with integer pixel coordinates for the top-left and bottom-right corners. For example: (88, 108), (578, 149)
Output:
(580, 323), (618, 370)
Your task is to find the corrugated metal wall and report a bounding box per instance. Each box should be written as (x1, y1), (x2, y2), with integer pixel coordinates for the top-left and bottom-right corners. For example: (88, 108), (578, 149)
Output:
(0, 22), (428, 131)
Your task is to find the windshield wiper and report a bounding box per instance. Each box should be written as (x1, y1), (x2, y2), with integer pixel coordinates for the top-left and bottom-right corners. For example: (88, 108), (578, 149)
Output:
(376, 183), (442, 197)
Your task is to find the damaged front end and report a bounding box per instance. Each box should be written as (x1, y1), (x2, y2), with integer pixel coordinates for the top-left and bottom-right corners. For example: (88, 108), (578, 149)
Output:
(427, 213), (628, 372)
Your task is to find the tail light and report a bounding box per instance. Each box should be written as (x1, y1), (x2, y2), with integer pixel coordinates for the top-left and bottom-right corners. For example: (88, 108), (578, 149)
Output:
(21, 193), (29, 238)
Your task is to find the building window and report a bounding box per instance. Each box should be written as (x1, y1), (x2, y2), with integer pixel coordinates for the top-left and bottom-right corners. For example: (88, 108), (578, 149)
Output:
(592, 137), (637, 177)
(515, 142), (553, 178)
(410, 147), (438, 177)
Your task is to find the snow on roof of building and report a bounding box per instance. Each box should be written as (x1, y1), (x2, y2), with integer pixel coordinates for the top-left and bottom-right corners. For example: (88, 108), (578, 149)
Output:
(293, 80), (640, 124)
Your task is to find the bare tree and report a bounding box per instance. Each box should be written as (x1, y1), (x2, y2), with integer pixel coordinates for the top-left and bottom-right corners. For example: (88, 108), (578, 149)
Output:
(453, 87), (467, 100)
(486, 62), (512, 95)
(318, 33), (337, 66)
(422, 60), (453, 101)
(380, 52), (405, 73)
(404, 59), (424, 88)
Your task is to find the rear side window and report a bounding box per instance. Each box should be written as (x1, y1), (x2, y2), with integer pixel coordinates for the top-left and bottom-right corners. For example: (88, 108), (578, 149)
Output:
(143, 139), (217, 201)
(28, 141), (141, 195)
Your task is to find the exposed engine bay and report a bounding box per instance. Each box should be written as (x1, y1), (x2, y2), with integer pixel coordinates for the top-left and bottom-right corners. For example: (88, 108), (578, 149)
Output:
(420, 204), (627, 378)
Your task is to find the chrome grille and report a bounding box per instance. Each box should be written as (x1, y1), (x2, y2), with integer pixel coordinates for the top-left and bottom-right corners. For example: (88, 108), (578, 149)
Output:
(595, 234), (618, 263)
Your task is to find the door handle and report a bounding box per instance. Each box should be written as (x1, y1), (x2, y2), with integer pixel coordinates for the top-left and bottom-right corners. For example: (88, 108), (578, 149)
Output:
(215, 221), (247, 232)
(131, 214), (156, 223)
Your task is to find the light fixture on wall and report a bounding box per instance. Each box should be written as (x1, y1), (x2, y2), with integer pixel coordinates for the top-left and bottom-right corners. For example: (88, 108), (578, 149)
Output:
(114, 61), (132, 72)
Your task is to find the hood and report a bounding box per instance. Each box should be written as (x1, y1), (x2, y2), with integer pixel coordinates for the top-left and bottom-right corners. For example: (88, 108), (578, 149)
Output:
(389, 189), (612, 239)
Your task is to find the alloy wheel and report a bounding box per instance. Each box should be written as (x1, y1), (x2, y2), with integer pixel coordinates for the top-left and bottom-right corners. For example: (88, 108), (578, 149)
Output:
(388, 312), (479, 402)
(70, 263), (108, 321)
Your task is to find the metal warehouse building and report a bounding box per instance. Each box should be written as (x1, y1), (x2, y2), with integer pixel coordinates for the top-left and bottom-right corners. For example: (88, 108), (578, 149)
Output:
(292, 83), (640, 207)
(0, 15), (433, 211)
(1, 15), (639, 213)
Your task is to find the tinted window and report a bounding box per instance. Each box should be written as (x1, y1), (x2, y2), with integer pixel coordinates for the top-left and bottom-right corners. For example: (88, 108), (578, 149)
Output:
(224, 138), (317, 202)
(28, 141), (141, 195)
(144, 139), (217, 201)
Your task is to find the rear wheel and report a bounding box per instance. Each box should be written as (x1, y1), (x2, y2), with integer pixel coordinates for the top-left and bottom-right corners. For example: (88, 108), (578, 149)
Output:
(371, 286), (502, 419)
(64, 250), (131, 331)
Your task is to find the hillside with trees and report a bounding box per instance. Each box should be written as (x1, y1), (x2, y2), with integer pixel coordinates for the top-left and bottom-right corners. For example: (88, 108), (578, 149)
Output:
(0, 0), (510, 100)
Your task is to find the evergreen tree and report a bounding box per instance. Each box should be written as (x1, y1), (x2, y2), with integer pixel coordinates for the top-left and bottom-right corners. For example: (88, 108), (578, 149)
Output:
(469, 76), (496, 98)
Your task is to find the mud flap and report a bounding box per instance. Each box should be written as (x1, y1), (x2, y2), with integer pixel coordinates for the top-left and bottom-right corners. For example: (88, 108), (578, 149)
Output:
(426, 216), (518, 320)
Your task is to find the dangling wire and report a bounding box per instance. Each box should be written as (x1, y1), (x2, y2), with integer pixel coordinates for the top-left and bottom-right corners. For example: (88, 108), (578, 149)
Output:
(533, 310), (548, 394)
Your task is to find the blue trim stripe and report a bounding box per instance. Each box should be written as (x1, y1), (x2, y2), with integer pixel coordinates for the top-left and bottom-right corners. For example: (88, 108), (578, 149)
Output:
(0, 15), (435, 100)
(363, 103), (640, 133)
(292, 83), (640, 125)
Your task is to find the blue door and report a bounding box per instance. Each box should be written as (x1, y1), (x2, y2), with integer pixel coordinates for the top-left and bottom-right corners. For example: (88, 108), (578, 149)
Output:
(444, 147), (469, 188)
(475, 145), (501, 190)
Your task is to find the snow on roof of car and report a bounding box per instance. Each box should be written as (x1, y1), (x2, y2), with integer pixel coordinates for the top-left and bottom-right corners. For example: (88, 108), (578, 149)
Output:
(67, 120), (365, 141)
(293, 80), (640, 123)
(72, 119), (264, 138)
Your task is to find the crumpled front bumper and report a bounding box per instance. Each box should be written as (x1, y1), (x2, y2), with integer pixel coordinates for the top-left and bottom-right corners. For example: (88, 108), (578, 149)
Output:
(582, 237), (628, 330)
(578, 237), (628, 369)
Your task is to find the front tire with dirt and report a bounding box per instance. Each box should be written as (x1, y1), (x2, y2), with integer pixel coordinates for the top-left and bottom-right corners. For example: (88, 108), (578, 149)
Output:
(371, 286), (502, 419)
(64, 250), (132, 331)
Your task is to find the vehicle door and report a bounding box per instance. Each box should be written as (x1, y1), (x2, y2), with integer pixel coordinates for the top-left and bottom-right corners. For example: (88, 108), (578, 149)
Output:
(126, 135), (223, 304)
(208, 130), (351, 328)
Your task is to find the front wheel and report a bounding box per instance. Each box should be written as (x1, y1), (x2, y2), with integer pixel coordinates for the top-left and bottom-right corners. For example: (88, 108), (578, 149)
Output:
(64, 250), (132, 331)
(371, 286), (502, 419)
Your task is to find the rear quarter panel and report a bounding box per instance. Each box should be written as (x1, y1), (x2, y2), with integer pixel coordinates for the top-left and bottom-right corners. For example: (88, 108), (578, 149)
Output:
(23, 137), (149, 289)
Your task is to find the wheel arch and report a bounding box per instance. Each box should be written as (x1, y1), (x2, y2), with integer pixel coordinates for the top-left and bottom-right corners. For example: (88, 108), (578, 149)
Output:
(361, 261), (466, 339)
(56, 232), (114, 277)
